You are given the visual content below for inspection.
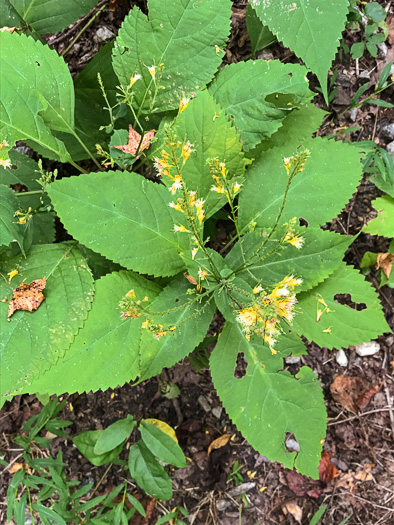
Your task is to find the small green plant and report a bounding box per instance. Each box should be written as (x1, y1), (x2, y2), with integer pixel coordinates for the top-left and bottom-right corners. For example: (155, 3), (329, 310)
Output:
(227, 460), (244, 486)
(348, 61), (394, 111)
(0, 0), (390, 482)
(5, 398), (186, 524)
(349, 1), (389, 59)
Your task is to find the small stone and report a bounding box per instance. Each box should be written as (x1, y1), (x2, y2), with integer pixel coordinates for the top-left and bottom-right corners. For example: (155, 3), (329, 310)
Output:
(355, 341), (380, 356)
(212, 406), (222, 419)
(216, 499), (231, 511)
(256, 49), (274, 61)
(381, 123), (394, 141)
(95, 27), (115, 43)
(349, 108), (358, 122)
(228, 482), (256, 497)
(285, 438), (300, 453)
(377, 42), (388, 59)
(331, 457), (348, 472)
(285, 355), (301, 364)
(336, 348), (348, 367)
(387, 141), (394, 156)
(359, 70), (370, 79)
(198, 395), (211, 412)
(336, 72), (352, 87)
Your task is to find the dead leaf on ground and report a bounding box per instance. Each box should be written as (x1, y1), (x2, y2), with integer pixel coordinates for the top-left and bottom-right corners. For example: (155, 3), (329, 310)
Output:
(330, 374), (382, 413)
(282, 501), (303, 524)
(112, 124), (154, 158)
(283, 470), (323, 498)
(387, 14), (394, 45)
(355, 463), (375, 481)
(318, 452), (340, 484)
(207, 433), (231, 455)
(7, 277), (46, 321)
(9, 462), (31, 474)
(375, 253), (394, 279)
(0, 26), (18, 33)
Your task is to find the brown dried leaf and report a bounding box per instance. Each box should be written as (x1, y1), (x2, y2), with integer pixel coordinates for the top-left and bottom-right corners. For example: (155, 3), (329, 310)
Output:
(355, 463), (375, 482)
(283, 470), (323, 498)
(375, 253), (394, 279)
(387, 14), (394, 45)
(184, 272), (198, 286)
(7, 277), (46, 321)
(318, 452), (340, 484)
(112, 124), (154, 158)
(0, 26), (17, 33)
(282, 501), (303, 524)
(330, 374), (381, 414)
(9, 462), (31, 474)
(207, 433), (231, 455)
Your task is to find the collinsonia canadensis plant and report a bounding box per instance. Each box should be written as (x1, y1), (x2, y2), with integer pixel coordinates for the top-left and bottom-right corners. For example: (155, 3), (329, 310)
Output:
(0, 0), (390, 479)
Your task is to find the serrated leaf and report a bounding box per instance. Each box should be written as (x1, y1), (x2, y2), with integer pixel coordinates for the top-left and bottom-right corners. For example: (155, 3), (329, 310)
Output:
(363, 196), (394, 237)
(246, 3), (276, 55)
(47, 171), (185, 277)
(239, 137), (362, 231)
(112, 0), (232, 111)
(21, 271), (162, 396)
(140, 421), (186, 467)
(210, 322), (326, 478)
(0, 243), (94, 398)
(0, 32), (73, 162)
(129, 441), (172, 500)
(73, 430), (124, 467)
(293, 263), (390, 349)
(5, 0), (98, 35)
(0, 150), (41, 189)
(209, 60), (313, 150)
(251, 0), (349, 101)
(0, 185), (24, 252)
(226, 228), (353, 292)
(138, 274), (216, 381)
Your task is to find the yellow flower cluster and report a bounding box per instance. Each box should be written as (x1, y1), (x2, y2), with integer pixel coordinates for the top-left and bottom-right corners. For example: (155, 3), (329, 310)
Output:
(119, 289), (148, 320)
(170, 190), (206, 232)
(154, 140), (195, 195)
(209, 160), (242, 199)
(236, 275), (302, 353)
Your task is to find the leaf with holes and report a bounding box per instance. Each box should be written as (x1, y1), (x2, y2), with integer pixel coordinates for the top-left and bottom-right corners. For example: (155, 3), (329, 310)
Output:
(210, 322), (326, 478)
(249, 0), (349, 101)
(112, 0), (232, 112)
(363, 196), (394, 238)
(209, 60), (313, 150)
(0, 243), (94, 398)
(293, 263), (390, 349)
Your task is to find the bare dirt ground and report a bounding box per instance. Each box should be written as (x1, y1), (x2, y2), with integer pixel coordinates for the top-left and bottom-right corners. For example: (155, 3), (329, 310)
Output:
(1, 1), (393, 524)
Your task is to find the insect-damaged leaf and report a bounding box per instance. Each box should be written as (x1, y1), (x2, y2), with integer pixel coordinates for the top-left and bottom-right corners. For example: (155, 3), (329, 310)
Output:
(7, 277), (46, 321)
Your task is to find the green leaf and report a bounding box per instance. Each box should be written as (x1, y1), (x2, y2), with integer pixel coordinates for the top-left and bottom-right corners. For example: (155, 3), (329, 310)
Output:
(239, 137), (362, 231)
(73, 430), (124, 467)
(47, 171), (184, 277)
(164, 89), (246, 214)
(112, 0), (232, 111)
(367, 99), (394, 109)
(0, 150), (41, 189)
(209, 60), (313, 150)
(226, 228), (352, 293)
(365, 2), (386, 23)
(0, 185), (24, 252)
(140, 421), (186, 468)
(138, 274), (216, 381)
(351, 42), (365, 59)
(246, 3), (276, 55)
(6, 0), (98, 35)
(0, 243), (94, 398)
(32, 503), (67, 525)
(364, 196), (394, 237)
(293, 263), (390, 349)
(210, 322), (326, 478)
(94, 416), (136, 455)
(251, 0), (349, 102)
(128, 441), (172, 500)
(22, 271), (161, 396)
(0, 32), (73, 162)
(309, 505), (328, 525)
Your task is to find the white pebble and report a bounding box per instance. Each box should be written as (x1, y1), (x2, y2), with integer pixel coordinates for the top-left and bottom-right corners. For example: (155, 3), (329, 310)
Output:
(355, 341), (380, 356)
(285, 355), (301, 364)
(336, 348), (348, 367)
(286, 438), (300, 453)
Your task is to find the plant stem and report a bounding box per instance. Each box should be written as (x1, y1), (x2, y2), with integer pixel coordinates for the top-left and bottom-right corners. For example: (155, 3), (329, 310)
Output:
(15, 190), (43, 197)
(61, 3), (107, 57)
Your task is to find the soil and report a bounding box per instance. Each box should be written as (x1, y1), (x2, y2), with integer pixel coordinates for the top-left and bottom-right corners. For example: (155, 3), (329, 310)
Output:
(1, 1), (393, 524)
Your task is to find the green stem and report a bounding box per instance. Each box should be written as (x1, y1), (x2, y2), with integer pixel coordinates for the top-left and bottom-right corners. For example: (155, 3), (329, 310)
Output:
(69, 130), (103, 171)
(69, 159), (89, 174)
(61, 3), (107, 57)
(15, 190), (43, 197)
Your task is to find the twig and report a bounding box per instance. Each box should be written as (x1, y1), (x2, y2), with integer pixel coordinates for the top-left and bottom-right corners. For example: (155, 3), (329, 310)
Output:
(327, 407), (391, 426)
(340, 491), (394, 512)
(383, 377), (394, 438)
(62, 2), (107, 56)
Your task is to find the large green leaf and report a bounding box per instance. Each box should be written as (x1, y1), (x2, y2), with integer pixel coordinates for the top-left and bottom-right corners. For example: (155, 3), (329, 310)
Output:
(209, 60), (313, 150)
(0, 243), (94, 398)
(250, 0), (349, 101)
(3, 0), (98, 35)
(112, 0), (232, 111)
(363, 196), (394, 238)
(0, 185), (24, 252)
(20, 271), (161, 396)
(138, 274), (216, 381)
(226, 228), (353, 292)
(0, 32), (73, 162)
(47, 171), (185, 277)
(239, 137), (362, 231)
(293, 263), (390, 349)
(210, 322), (326, 478)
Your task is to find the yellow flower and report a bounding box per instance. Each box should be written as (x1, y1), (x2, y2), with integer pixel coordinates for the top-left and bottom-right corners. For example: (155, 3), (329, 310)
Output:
(154, 329), (167, 340)
(141, 319), (150, 329)
(198, 268), (208, 280)
(282, 275), (303, 289)
(174, 224), (190, 233)
(283, 157), (292, 174)
(215, 45), (220, 54)
(16, 217), (27, 224)
(233, 182), (242, 193)
(147, 65), (156, 79)
(178, 97), (190, 114)
(219, 162), (226, 176)
(191, 247), (198, 260)
(169, 201), (183, 212)
(181, 141), (195, 163)
(129, 74), (142, 87)
(0, 157), (11, 169)
(169, 176), (183, 195)
(284, 232), (304, 249)
(194, 198), (205, 223)
(7, 269), (18, 281)
(253, 284), (263, 294)
(237, 307), (258, 329)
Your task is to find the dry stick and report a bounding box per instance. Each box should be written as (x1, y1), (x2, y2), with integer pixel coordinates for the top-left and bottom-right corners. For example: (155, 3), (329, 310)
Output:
(61, 2), (107, 57)
(327, 407), (391, 426)
(341, 491), (394, 513)
(383, 377), (394, 438)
